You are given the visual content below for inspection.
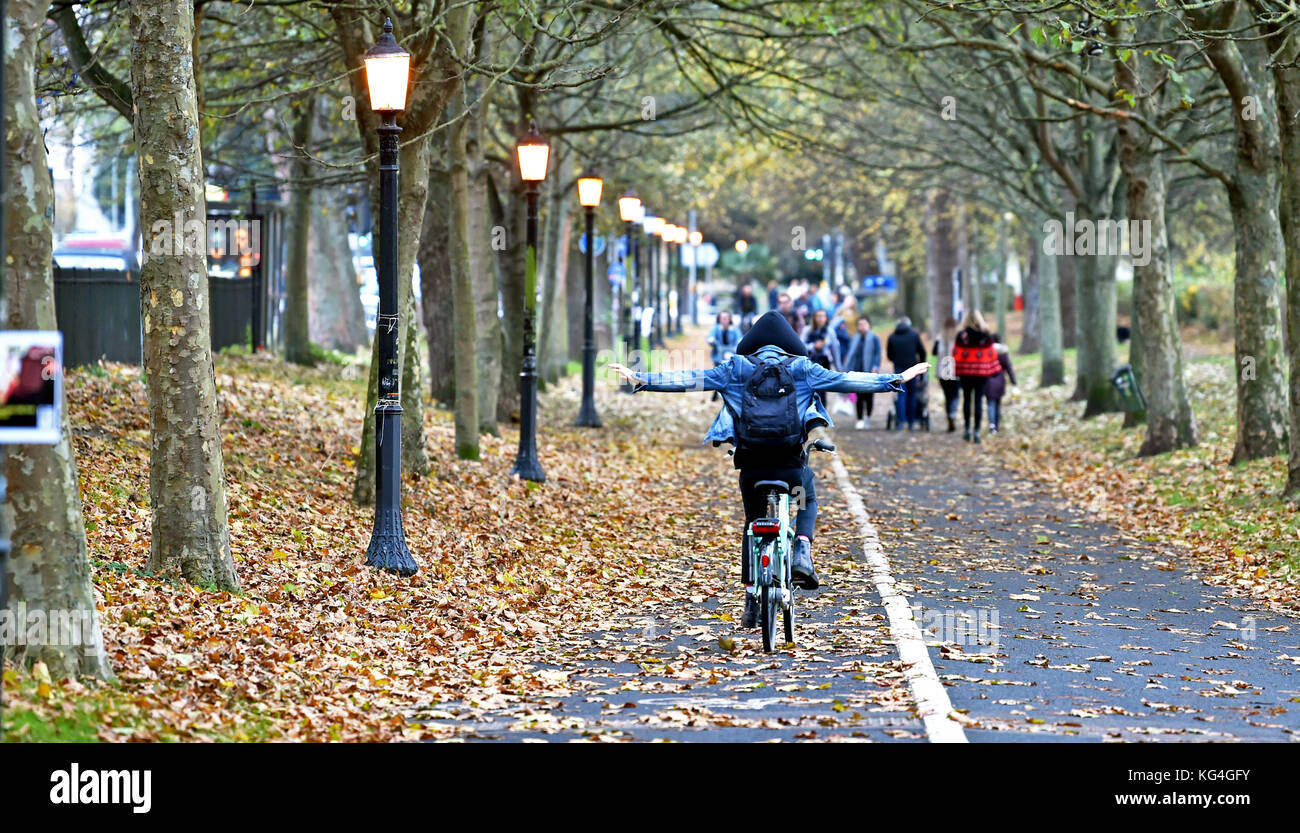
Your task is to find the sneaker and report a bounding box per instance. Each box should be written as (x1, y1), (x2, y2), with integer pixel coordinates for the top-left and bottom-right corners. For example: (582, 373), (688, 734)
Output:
(963, 429), (971, 442)
(791, 537), (820, 590)
(947, 416), (956, 433)
(973, 429), (981, 444)
(855, 419), (865, 430)
(740, 594), (759, 628)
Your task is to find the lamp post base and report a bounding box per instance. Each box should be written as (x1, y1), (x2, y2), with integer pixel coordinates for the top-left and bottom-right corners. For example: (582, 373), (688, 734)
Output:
(364, 405), (417, 576)
(365, 508), (417, 576)
(512, 369), (547, 483)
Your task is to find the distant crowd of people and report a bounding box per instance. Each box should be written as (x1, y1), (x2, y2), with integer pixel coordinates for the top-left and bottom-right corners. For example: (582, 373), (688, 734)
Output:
(707, 280), (1016, 440)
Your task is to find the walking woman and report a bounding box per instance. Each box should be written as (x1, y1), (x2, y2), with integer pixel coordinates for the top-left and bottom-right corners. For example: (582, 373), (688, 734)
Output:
(933, 316), (961, 433)
(844, 314), (882, 428)
(984, 333), (1017, 433)
(952, 310), (1001, 443)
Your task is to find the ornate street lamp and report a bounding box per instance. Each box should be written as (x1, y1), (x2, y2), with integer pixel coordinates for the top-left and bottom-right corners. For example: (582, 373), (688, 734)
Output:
(362, 19), (416, 576)
(617, 190), (642, 393)
(512, 121), (550, 483)
(575, 170), (603, 427)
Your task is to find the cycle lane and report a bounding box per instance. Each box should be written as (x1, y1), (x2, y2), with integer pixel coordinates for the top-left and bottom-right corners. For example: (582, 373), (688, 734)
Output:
(832, 424), (1300, 742)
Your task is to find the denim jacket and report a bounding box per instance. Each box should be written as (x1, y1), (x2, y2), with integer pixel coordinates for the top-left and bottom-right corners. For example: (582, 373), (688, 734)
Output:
(633, 344), (904, 445)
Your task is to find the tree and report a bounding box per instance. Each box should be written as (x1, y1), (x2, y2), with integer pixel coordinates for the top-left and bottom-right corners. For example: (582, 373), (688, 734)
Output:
(129, 0), (238, 590)
(3, 0), (112, 679)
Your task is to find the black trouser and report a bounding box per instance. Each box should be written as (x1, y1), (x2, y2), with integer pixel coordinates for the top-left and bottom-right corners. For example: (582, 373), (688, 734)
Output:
(855, 392), (874, 419)
(738, 466), (816, 584)
(940, 378), (960, 419)
(960, 375), (987, 431)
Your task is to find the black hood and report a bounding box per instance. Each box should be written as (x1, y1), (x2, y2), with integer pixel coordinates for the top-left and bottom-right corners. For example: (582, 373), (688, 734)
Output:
(736, 310), (807, 356)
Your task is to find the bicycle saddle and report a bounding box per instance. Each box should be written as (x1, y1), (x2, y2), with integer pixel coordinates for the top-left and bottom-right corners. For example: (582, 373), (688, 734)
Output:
(752, 479), (792, 493)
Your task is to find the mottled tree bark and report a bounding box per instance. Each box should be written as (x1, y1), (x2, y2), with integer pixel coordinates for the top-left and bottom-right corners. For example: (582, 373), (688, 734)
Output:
(129, 0), (238, 590)
(3, 0), (112, 680)
(1186, 4), (1288, 462)
(1263, 17), (1300, 493)
(419, 155), (455, 406)
(307, 188), (368, 353)
(447, 82), (479, 459)
(283, 96), (315, 366)
(1116, 41), (1196, 454)
(925, 188), (957, 337)
(469, 133), (501, 435)
(494, 169), (526, 423)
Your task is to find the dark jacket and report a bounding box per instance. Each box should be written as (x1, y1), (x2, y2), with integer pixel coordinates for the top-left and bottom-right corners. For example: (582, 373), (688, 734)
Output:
(886, 322), (926, 370)
(845, 330), (882, 373)
(984, 343), (1017, 400)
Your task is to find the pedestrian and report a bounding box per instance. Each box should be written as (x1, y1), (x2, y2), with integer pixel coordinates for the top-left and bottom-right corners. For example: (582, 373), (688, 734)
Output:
(708, 311), (741, 402)
(886, 316), (928, 431)
(984, 333), (1017, 434)
(776, 292), (805, 333)
(737, 284), (758, 332)
(933, 316), (961, 433)
(801, 308), (842, 370)
(952, 310), (1001, 443)
(767, 280), (780, 312)
(844, 314), (883, 429)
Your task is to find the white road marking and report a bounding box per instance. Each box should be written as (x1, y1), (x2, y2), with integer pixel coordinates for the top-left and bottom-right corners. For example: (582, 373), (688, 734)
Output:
(829, 452), (969, 743)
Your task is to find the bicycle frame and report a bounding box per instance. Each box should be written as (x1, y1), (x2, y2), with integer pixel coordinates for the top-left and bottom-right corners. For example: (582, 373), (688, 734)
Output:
(747, 488), (794, 609)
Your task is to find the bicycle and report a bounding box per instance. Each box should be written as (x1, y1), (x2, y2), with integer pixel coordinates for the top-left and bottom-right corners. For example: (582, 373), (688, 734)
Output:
(745, 439), (834, 652)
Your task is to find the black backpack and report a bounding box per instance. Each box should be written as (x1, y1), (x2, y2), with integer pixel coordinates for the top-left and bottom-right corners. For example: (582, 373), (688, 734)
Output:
(736, 356), (803, 458)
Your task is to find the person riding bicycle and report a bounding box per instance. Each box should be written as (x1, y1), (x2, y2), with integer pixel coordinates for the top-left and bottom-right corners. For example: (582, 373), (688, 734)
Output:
(609, 310), (929, 627)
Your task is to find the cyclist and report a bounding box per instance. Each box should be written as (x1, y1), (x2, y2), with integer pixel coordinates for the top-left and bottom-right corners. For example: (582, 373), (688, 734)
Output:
(608, 310), (929, 627)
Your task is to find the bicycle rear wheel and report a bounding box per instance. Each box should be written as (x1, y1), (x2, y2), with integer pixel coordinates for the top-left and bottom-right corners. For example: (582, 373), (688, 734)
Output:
(760, 585), (778, 652)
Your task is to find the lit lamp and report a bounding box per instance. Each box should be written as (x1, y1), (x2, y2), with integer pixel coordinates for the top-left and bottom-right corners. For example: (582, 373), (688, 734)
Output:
(512, 121), (550, 483)
(362, 18), (416, 576)
(575, 170), (603, 427)
(735, 239), (748, 254)
(617, 190), (642, 393)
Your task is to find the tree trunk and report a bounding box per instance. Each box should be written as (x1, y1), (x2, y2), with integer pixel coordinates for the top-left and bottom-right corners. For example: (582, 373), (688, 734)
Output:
(307, 188), (368, 353)
(1269, 32), (1300, 493)
(354, 135), (432, 503)
(494, 170), (526, 423)
(2, 0), (112, 680)
(420, 154), (454, 405)
(925, 188), (957, 335)
(1186, 2), (1288, 462)
(1032, 210), (1066, 387)
(995, 215), (1009, 340)
(130, 0), (238, 590)
(1020, 235), (1040, 354)
(283, 96), (314, 365)
(470, 142), (502, 435)
(1116, 43), (1195, 453)
(447, 86), (479, 460)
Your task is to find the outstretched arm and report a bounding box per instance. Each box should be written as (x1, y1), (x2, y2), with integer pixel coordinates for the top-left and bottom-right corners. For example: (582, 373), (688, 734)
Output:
(805, 360), (928, 394)
(607, 362), (729, 392)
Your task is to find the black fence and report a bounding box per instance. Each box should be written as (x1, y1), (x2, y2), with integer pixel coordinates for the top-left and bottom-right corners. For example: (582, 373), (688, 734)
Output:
(53, 268), (264, 367)
(53, 187), (286, 367)
(53, 268), (142, 367)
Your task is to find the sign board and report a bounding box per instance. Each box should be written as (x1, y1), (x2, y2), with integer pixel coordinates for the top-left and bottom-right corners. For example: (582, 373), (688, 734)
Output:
(681, 242), (718, 269)
(577, 232), (607, 257)
(0, 331), (63, 445)
(860, 274), (897, 293)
